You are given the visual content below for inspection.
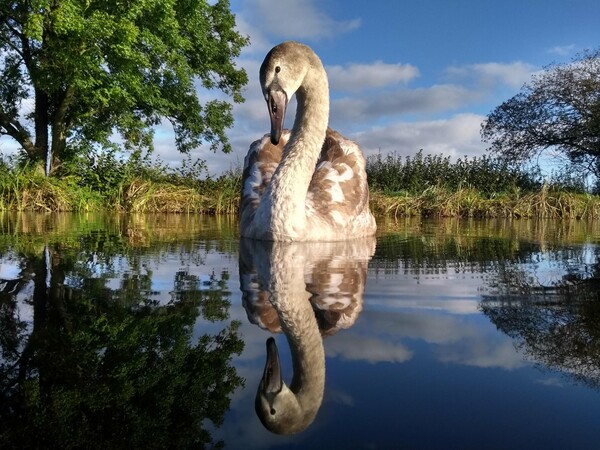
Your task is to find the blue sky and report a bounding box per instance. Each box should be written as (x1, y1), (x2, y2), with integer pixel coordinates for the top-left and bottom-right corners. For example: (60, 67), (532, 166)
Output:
(1, 0), (599, 175)
(209, 0), (599, 175)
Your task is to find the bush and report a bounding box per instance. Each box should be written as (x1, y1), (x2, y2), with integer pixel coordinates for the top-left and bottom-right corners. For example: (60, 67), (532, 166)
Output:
(367, 150), (542, 195)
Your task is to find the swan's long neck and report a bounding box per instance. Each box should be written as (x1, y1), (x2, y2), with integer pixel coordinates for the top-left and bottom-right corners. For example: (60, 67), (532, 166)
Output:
(267, 65), (329, 239)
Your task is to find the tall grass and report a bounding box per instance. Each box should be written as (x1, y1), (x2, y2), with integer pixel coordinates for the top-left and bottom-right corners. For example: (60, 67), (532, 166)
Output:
(0, 161), (101, 211)
(370, 184), (600, 219)
(1, 148), (599, 219)
(0, 151), (243, 214)
(366, 150), (600, 219)
(366, 150), (541, 195)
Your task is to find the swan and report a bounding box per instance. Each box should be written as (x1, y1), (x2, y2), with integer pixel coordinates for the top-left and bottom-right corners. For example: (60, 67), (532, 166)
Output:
(239, 237), (375, 434)
(240, 41), (377, 242)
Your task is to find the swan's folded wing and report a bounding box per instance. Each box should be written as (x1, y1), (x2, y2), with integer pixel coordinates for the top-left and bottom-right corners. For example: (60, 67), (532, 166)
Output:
(307, 129), (371, 227)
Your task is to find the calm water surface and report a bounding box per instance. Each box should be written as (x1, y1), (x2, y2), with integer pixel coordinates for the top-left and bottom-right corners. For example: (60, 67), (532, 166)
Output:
(1, 213), (599, 449)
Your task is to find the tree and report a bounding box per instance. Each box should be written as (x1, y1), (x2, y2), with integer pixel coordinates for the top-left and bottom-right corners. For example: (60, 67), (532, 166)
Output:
(0, 0), (248, 175)
(481, 49), (600, 179)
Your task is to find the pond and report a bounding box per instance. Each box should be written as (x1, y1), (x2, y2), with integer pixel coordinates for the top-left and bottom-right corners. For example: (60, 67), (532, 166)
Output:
(1, 213), (599, 449)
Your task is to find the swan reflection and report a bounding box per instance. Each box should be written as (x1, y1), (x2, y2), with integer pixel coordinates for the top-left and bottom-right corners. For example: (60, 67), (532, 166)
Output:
(239, 237), (375, 435)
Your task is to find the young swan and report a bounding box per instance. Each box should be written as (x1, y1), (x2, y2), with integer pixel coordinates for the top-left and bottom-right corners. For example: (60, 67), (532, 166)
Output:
(240, 41), (376, 242)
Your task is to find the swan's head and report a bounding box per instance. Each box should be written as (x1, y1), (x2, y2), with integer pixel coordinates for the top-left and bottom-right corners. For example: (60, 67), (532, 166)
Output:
(255, 337), (315, 435)
(259, 41), (316, 145)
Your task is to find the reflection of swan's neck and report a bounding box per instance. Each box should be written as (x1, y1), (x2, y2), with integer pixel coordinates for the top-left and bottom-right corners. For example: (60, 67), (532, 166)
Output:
(246, 238), (376, 434)
(256, 245), (326, 434)
(275, 288), (325, 419)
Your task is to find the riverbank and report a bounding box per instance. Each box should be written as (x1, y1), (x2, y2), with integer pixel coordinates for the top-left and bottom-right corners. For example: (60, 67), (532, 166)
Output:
(1, 152), (598, 219)
(370, 185), (600, 220)
(1, 171), (599, 219)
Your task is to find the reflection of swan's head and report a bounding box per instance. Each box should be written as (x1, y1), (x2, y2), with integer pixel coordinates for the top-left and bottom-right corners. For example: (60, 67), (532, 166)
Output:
(255, 337), (316, 435)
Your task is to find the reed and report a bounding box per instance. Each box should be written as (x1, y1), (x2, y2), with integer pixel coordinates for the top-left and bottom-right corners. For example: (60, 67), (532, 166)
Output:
(1, 150), (598, 219)
(110, 172), (242, 215)
(196, 169), (242, 215)
(370, 185), (600, 219)
(0, 164), (101, 211)
(366, 150), (542, 195)
(365, 150), (600, 219)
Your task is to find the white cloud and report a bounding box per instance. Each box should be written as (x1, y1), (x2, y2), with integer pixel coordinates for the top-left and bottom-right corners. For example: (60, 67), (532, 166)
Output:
(548, 44), (575, 56)
(243, 0), (360, 41)
(321, 308), (528, 371)
(0, 137), (21, 156)
(446, 61), (537, 88)
(326, 334), (414, 363)
(360, 310), (480, 345)
(234, 17), (272, 55)
(437, 339), (527, 370)
(536, 377), (565, 387)
(327, 61), (419, 92)
(352, 113), (487, 159)
(331, 84), (478, 124)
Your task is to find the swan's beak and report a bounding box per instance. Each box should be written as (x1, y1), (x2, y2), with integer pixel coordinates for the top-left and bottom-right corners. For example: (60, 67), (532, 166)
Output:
(261, 337), (283, 394)
(267, 88), (287, 145)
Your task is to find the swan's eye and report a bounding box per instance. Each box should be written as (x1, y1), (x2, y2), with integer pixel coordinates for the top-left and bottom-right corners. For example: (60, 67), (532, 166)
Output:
(270, 408), (276, 415)
(275, 66), (281, 73)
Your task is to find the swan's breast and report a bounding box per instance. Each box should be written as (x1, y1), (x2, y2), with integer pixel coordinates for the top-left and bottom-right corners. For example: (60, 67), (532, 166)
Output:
(241, 133), (288, 208)
(240, 132), (291, 238)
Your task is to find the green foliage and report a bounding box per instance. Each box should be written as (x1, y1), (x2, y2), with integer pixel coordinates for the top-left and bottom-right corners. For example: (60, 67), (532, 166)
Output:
(366, 150), (542, 196)
(482, 48), (600, 181)
(0, 0), (248, 174)
(370, 184), (600, 219)
(547, 164), (589, 194)
(0, 149), (243, 213)
(367, 152), (600, 219)
(68, 147), (167, 200)
(1, 146), (598, 217)
(0, 159), (101, 211)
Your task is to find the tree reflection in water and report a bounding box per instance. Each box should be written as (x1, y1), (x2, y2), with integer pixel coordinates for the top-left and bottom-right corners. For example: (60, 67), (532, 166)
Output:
(0, 227), (244, 449)
(374, 219), (600, 389)
(481, 245), (600, 388)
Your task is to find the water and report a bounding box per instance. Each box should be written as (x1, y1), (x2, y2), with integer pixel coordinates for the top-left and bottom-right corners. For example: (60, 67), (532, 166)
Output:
(1, 213), (599, 449)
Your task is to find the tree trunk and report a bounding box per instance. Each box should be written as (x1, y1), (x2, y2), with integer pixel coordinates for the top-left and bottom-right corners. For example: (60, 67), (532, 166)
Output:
(34, 89), (50, 166)
(48, 86), (75, 175)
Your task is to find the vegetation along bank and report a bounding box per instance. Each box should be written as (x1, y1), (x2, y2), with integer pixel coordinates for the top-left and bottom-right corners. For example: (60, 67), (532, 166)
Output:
(1, 2), (598, 219)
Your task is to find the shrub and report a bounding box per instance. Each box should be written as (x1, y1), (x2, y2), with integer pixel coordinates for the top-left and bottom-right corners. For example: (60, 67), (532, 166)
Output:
(367, 150), (542, 195)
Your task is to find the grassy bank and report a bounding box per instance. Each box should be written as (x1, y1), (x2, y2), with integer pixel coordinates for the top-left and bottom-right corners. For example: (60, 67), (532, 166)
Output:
(370, 186), (600, 220)
(0, 153), (241, 214)
(1, 151), (599, 219)
(366, 151), (600, 219)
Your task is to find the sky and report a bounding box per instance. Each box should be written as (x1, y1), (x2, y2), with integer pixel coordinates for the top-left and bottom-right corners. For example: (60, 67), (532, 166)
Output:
(1, 0), (600, 175)
(188, 0), (600, 175)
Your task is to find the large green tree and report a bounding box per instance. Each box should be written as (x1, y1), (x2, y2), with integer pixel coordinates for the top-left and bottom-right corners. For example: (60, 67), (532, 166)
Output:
(0, 0), (247, 174)
(481, 49), (600, 179)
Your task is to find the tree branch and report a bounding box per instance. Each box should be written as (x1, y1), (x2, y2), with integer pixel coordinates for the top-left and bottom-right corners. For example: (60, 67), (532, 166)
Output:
(0, 108), (35, 154)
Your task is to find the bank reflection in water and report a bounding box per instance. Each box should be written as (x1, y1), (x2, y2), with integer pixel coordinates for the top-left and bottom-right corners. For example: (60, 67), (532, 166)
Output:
(239, 237), (376, 435)
(0, 237), (244, 449)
